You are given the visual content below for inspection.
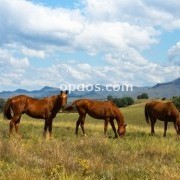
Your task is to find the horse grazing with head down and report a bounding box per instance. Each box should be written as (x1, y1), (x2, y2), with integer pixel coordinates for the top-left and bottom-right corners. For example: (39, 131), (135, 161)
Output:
(145, 101), (180, 137)
(3, 91), (68, 138)
(66, 99), (126, 138)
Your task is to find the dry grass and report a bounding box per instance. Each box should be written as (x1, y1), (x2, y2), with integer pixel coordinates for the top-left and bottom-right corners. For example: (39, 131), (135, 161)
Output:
(0, 102), (180, 179)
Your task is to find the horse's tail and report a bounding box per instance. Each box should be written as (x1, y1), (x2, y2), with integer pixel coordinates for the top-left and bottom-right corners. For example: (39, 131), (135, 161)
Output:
(3, 98), (12, 120)
(65, 101), (76, 111)
(145, 103), (149, 124)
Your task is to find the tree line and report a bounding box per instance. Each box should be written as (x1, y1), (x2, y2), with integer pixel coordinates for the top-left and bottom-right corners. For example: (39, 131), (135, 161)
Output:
(107, 94), (180, 109)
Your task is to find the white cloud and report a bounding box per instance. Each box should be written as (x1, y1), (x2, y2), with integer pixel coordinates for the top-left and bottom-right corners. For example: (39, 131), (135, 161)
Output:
(30, 50), (179, 88)
(168, 42), (180, 65)
(0, 0), (180, 53)
(104, 48), (180, 85)
(0, 49), (30, 69)
(21, 46), (45, 58)
(0, 48), (30, 90)
(0, 0), (179, 91)
(0, 51), (179, 91)
(0, 0), (84, 49)
(74, 22), (158, 54)
(0, 0), (160, 53)
(83, 0), (180, 30)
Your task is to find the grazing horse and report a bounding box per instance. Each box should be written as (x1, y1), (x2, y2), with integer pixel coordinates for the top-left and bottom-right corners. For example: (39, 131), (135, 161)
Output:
(3, 91), (68, 137)
(66, 99), (126, 138)
(145, 101), (180, 137)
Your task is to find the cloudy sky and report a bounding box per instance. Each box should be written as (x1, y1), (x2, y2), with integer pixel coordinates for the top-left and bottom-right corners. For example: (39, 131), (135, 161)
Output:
(0, 0), (179, 91)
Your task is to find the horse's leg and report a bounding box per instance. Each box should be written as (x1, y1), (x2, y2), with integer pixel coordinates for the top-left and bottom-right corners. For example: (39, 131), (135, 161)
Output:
(75, 114), (83, 136)
(14, 122), (21, 138)
(9, 114), (21, 137)
(14, 115), (21, 134)
(109, 118), (118, 138)
(104, 118), (109, 138)
(48, 119), (53, 138)
(43, 119), (49, 138)
(150, 118), (156, 135)
(163, 121), (168, 137)
(14, 123), (19, 133)
(9, 121), (14, 137)
(173, 122), (179, 135)
(75, 114), (85, 135)
(80, 114), (86, 136)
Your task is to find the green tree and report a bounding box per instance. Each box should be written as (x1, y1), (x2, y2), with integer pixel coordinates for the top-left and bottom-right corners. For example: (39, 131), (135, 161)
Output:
(112, 97), (134, 108)
(107, 95), (134, 108)
(137, 93), (149, 99)
(107, 95), (113, 101)
(0, 98), (5, 112)
(125, 97), (134, 106)
(172, 96), (180, 109)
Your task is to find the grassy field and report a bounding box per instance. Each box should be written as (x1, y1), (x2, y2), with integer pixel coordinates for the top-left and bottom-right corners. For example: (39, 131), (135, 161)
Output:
(0, 102), (179, 179)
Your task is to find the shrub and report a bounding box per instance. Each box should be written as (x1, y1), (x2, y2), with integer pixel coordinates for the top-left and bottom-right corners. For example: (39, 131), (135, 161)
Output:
(107, 95), (113, 101)
(137, 93), (149, 99)
(107, 96), (134, 108)
(172, 96), (180, 109)
(0, 98), (5, 112)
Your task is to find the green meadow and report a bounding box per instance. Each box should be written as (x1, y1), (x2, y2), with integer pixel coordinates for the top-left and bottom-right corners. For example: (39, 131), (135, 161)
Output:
(0, 102), (179, 179)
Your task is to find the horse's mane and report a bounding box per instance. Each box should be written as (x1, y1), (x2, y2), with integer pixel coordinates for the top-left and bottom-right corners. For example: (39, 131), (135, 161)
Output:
(107, 100), (117, 107)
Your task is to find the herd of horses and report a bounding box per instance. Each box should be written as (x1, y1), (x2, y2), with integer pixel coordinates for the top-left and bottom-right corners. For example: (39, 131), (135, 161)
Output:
(3, 91), (180, 138)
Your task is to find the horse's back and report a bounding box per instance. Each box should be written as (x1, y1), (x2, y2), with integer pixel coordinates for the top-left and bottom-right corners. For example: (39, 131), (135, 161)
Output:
(10, 95), (29, 106)
(11, 95), (41, 107)
(74, 99), (120, 119)
(146, 100), (178, 121)
(152, 101), (175, 112)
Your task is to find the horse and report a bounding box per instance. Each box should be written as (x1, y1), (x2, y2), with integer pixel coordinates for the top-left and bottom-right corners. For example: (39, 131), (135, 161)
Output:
(145, 101), (180, 137)
(65, 99), (126, 138)
(3, 91), (68, 138)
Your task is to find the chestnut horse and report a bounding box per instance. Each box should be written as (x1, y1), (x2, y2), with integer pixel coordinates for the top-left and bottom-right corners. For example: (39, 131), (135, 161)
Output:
(66, 99), (126, 138)
(145, 101), (180, 137)
(3, 91), (68, 137)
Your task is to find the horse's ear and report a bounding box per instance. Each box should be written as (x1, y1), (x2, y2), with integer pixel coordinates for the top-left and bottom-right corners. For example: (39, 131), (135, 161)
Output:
(65, 90), (68, 94)
(60, 90), (63, 94)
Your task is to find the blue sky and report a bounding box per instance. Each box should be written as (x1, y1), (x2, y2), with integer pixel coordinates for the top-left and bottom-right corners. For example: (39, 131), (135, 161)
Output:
(29, 0), (77, 8)
(0, 0), (179, 91)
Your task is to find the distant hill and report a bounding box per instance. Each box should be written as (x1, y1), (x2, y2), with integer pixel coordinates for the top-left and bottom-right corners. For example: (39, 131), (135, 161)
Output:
(147, 78), (180, 98)
(0, 78), (179, 100)
(0, 86), (60, 99)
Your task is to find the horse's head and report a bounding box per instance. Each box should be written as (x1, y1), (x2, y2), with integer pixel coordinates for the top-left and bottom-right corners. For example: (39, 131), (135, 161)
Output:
(169, 107), (180, 135)
(59, 90), (68, 108)
(177, 112), (180, 135)
(117, 124), (127, 137)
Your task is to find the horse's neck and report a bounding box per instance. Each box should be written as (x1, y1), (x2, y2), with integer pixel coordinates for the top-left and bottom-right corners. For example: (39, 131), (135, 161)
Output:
(116, 112), (124, 126)
(53, 96), (62, 109)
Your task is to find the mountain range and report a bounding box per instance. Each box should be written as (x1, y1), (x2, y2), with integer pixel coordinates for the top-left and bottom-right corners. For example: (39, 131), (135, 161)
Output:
(0, 78), (179, 100)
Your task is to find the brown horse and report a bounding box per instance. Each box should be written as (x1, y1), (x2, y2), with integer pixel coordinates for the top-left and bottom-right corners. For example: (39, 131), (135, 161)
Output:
(145, 101), (180, 137)
(66, 99), (126, 138)
(3, 91), (68, 137)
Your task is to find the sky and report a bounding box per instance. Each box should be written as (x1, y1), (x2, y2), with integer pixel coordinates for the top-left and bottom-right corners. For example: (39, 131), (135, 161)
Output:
(0, 0), (180, 91)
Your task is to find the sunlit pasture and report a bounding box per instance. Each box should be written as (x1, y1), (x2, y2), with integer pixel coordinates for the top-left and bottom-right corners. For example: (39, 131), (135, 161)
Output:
(0, 102), (179, 179)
